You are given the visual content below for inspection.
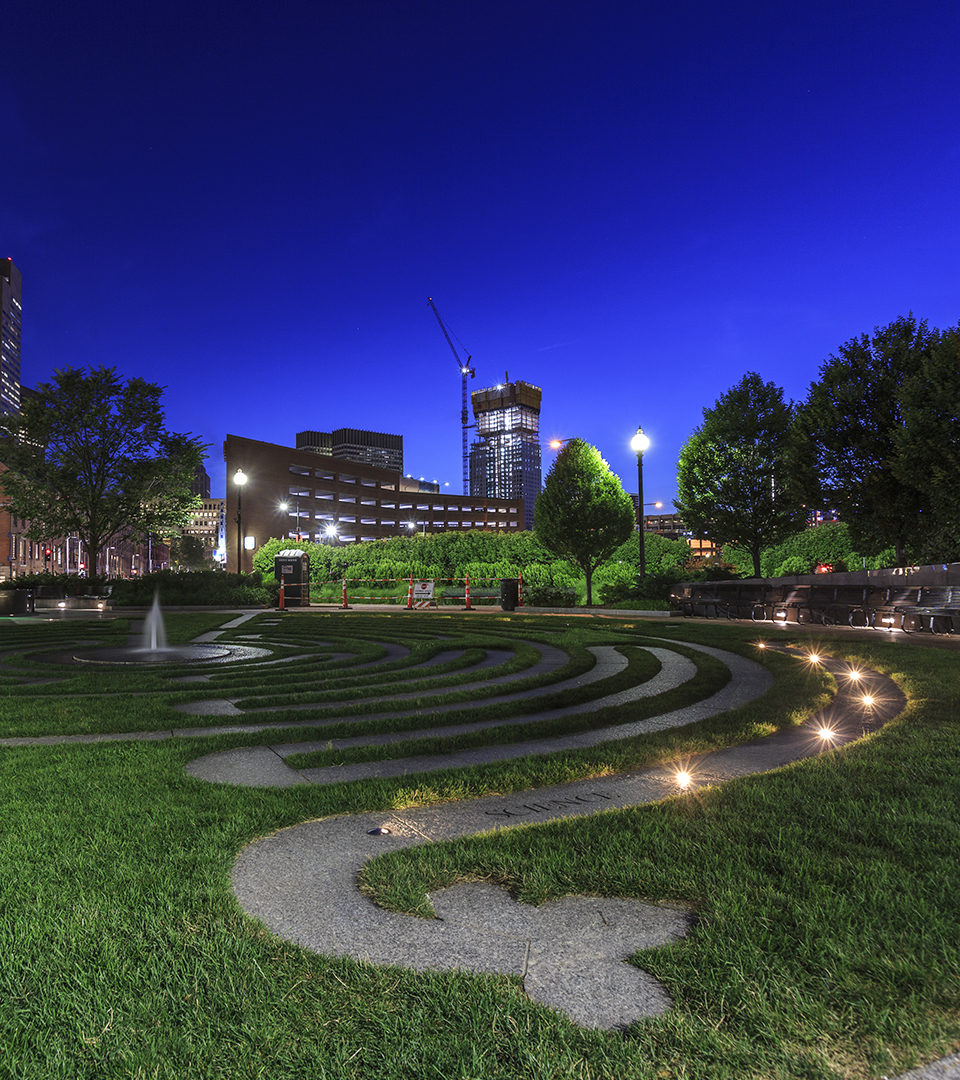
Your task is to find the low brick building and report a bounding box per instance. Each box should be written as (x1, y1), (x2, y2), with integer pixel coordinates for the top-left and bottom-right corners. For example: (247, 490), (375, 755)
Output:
(223, 434), (525, 573)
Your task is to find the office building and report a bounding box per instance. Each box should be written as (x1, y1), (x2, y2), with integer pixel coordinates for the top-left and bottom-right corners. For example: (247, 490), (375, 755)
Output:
(296, 428), (403, 472)
(191, 464), (211, 500)
(182, 498), (226, 564)
(224, 434), (524, 572)
(469, 378), (542, 529)
(0, 259), (22, 417)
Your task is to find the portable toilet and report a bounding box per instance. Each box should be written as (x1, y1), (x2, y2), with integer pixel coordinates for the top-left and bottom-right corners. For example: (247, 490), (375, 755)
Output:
(274, 549), (310, 607)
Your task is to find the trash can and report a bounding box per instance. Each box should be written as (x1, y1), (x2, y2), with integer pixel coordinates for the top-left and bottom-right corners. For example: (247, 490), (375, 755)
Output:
(0, 590), (34, 615)
(500, 577), (520, 612)
(274, 549), (310, 607)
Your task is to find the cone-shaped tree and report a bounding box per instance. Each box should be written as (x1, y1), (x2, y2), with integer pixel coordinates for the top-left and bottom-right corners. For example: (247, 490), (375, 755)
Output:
(534, 439), (635, 605)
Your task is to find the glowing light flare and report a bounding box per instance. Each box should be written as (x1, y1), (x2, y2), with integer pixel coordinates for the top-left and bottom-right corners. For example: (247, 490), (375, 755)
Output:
(817, 727), (836, 741)
(806, 653), (822, 664)
(845, 668), (863, 682)
(676, 771), (692, 789)
(755, 641), (767, 650)
(861, 694), (875, 707)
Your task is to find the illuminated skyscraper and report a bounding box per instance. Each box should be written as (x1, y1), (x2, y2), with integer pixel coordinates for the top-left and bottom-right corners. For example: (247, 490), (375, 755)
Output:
(469, 378), (542, 529)
(0, 259), (22, 417)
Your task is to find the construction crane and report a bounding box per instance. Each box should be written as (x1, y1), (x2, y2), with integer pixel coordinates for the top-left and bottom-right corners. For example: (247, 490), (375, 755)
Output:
(427, 297), (475, 495)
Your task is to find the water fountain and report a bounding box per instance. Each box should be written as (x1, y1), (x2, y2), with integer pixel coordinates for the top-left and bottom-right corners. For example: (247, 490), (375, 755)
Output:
(143, 591), (168, 651)
(70, 591), (235, 665)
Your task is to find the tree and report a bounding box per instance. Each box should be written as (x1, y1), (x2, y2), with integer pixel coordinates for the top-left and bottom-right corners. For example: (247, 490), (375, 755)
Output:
(170, 533), (208, 571)
(533, 438), (635, 605)
(799, 315), (936, 566)
(0, 367), (206, 582)
(675, 373), (809, 578)
(895, 323), (960, 561)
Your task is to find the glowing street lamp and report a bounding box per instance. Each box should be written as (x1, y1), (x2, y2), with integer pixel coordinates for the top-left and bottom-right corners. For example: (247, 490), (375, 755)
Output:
(234, 469), (247, 574)
(325, 523), (339, 546)
(279, 494), (302, 541)
(630, 426), (651, 578)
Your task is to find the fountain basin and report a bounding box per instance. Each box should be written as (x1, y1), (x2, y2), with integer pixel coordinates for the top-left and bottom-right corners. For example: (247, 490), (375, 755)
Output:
(72, 644), (234, 665)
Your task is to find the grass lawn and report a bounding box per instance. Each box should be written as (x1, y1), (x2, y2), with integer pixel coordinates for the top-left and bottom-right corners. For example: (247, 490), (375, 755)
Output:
(0, 611), (956, 1079)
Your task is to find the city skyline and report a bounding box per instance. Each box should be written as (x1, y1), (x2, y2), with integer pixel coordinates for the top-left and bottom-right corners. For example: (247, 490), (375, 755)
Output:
(5, 2), (959, 505)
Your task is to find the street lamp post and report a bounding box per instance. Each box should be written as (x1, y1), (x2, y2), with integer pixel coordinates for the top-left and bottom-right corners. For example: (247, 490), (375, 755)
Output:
(279, 497), (302, 542)
(630, 426), (651, 578)
(234, 469), (247, 574)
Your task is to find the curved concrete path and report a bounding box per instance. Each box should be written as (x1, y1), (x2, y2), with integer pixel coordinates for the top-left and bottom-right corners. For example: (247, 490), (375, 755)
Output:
(186, 639), (767, 786)
(231, 648), (911, 1037)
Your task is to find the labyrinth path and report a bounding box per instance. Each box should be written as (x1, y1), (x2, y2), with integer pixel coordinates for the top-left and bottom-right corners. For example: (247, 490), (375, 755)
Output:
(0, 610), (907, 1030)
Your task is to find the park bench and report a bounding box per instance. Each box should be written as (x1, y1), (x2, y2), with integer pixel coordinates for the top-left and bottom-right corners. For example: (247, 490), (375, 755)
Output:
(805, 583), (872, 626)
(832, 584), (873, 627)
(872, 585), (960, 634)
(676, 582), (739, 618)
(725, 583), (769, 620)
(870, 587), (922, 631)
(769, 586), (813, 624)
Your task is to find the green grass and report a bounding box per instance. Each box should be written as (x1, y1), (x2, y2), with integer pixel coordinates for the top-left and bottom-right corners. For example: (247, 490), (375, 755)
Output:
(0, 612), (956, 1078)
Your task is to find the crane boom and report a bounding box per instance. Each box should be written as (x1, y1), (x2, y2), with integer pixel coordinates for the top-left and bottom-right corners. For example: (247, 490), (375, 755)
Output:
(427, 297), (475, 495)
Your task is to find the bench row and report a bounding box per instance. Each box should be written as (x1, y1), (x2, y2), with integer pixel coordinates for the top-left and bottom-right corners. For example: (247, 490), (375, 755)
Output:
(670, 583), (960, 634)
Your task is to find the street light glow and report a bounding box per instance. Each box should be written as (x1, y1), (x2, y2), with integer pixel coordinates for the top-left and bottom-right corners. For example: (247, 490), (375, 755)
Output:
(630, 430), (651, 454)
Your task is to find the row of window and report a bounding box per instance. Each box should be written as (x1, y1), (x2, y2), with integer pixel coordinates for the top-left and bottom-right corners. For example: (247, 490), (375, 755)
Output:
(284, 519), (519, 537)
(285, 487), (515, 514)
(289, 464), (382, 487)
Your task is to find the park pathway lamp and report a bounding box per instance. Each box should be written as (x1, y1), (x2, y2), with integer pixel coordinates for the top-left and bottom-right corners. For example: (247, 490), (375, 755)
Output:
(630, 427), (651, 578)
(234, 469), (247, 574)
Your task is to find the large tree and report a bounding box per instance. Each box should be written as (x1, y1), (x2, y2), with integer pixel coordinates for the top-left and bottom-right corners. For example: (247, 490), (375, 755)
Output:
(0, 367), (206, 581)
(799, 315), (936, 566)
(533, 438), (635, 605)
(675, 372), (809, 578)
(894, 322), (960, 561)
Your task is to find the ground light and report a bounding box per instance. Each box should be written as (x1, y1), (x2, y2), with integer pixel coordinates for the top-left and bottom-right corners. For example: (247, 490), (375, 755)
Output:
(862, 694), (876, 707)
(676, 771), (692, 789)
(817, 727), (836, 741)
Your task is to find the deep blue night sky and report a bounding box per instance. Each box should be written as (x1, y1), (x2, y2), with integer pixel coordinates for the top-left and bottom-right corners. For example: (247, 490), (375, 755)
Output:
(5, 1), (959, 506)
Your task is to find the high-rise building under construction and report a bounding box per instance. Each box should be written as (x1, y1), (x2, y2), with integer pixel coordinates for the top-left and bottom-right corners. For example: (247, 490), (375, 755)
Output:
(469, 378), (542, 529)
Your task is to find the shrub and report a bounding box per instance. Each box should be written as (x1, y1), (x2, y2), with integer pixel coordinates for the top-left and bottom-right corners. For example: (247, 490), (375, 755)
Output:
(109, 571), (272, 607)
